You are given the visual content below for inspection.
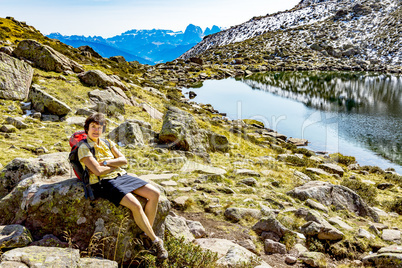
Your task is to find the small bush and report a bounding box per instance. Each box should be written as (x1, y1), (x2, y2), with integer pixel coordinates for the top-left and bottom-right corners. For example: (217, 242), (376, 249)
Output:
(384, 173), (402, 187)
(139, 231), (219, 267)
(330, 153), (356, 166)
(361, 165), (384, 174)
(341, 178), (378, 206)
(387, 198), (402, 215)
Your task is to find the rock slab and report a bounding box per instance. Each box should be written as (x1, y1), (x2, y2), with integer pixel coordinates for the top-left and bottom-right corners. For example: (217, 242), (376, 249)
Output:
(0, 52), (33, 100)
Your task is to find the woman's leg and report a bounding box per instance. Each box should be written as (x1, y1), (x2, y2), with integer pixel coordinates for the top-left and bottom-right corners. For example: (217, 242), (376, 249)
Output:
(132, 184), (160, 227)
(120, 193), (157, 241)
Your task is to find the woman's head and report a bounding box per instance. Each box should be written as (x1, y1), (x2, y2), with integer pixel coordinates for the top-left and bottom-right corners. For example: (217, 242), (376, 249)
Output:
(84, 113), (107, 134)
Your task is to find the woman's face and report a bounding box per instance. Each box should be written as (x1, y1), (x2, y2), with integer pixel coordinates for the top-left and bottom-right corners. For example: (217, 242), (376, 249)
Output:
(87, 122), (103, 141)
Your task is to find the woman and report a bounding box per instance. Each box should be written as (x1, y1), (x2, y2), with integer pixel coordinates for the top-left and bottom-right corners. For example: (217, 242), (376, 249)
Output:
(78, 113), (168, 260)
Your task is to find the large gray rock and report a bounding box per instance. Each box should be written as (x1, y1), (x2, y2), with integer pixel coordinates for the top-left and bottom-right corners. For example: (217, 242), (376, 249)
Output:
(159, 106), (229, 153)
(80, 257), (118, 268)
(164, 215), (195, 243)
(13, 39), (83, 73)
(287, 181), (379, 222)
(0, 152), (70, 198)
(0, 174), (170, 265)
(264, 239), (287, 254)
(301, 210), (344, 240)
(382, 229), (401, 243)
(186, 220), (207, 238)
(78, 70), (127, 90)
(252, 216), (289, 238)
(1, 246), (80, 267)
(224, 207), (261, 222)
(88, 89), (125, 115)
(108, 121), (145, 146)
(298, 252), (327, 268)
(362, 245), (402, 268)
(29, 84), (72, 116)
(319, 163), (345, 176)
(0, 225), (33, 249)
(194, 238), (271, 267)
(0, 52), (33, 100)
(5, 117), (28, 129)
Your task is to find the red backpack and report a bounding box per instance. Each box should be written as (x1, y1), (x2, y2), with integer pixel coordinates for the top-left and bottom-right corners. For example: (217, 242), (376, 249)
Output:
(68, 131), (110, 200)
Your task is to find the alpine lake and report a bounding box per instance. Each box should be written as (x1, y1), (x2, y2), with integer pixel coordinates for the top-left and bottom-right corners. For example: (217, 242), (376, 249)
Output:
(184, 71), (402, 174)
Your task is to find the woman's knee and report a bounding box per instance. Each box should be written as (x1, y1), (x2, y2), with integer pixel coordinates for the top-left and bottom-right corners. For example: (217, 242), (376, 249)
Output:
(148, 185), (160, 201)
(121, 194), (143, 212)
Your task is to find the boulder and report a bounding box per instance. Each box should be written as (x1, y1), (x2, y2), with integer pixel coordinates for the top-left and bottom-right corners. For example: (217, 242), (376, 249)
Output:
(186, 220), (207, 238)
(108, 121), (145, 146)
(362, 245), (402, 268)
(164, 215), (195, 243)
(299, 252), (327, 268)
(78, 70), (127, 90)
(5, 117), (28, 129)
(252, 216), (289, 238)
(1, 246), (80, 267)
(224, 207), (261, 222)
(0, 173), (170, 264)
(0, 152), (70, 198)
(78, 46), (102, 58)
(301, 220), (344, 240)
(264, 239), (287, 254)
(13, 39), (83, 73)
(194, 238), (271, 267)
(66, 116), (86, 127)
(240, 177), (257, 186)
(29, 84), (72, 116)
(318, 163), (345, 177)
(80, 258), (118, 268)
(0, 46), (13, 55)
(159, 106), (229, 153)
(109, 56), (126, 64)
(382, 229), (401, 243)
(0, 52), (33, 100)
(287, 181), (379, 221)
(0, 225), (33, 249)
(88, 89), (125, 115)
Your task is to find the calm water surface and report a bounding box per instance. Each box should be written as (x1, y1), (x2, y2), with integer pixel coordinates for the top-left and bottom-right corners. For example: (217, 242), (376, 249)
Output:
(184, 71), (402, 174)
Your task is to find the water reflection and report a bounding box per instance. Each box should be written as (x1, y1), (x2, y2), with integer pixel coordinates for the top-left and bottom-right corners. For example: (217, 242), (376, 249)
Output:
(239, 71), (402, 166)
(240, 71), (402, 114)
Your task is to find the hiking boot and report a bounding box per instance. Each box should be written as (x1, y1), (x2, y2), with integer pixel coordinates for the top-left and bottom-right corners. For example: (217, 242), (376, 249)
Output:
(139, 233), (153, 250)
(151, 239), (168, 261)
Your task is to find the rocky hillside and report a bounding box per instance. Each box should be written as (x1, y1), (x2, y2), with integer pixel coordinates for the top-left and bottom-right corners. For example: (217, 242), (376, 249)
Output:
(0, 16), (402, 268)
(180, 0), (402, 69)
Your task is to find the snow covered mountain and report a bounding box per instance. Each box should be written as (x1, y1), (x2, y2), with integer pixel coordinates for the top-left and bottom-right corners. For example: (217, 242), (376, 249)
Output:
(48, 24), (221, 64)
(179, 0), (401, 66)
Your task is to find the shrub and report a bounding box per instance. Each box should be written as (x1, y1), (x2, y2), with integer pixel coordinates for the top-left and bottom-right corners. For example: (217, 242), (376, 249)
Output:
(341, 178), (378, 206)
(387, 198), (402, 215)
(384, 173), (402, 187)
(139, 231), (219, 267)
(361, 165), (384, 174)
(329, 153), (356, 166)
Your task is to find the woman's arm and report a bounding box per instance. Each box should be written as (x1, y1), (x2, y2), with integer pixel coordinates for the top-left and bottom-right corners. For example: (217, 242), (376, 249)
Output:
(82, 156), (117, 177)
(100, 146), (128, 168)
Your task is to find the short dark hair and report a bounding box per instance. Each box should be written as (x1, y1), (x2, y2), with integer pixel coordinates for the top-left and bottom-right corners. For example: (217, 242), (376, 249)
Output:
(84, 113), (107, 134)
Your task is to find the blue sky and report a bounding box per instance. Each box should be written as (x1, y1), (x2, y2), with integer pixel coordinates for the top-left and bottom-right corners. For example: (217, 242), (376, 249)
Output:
(0, 0), (300, 37)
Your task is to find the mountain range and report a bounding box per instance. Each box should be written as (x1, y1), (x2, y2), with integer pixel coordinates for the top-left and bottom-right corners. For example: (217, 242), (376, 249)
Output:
(47, 24), (221, 65)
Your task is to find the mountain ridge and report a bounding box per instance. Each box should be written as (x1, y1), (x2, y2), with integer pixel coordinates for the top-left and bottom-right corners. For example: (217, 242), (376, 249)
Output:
(48, 24), (222, 64)
(179, 0), (402, 67)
